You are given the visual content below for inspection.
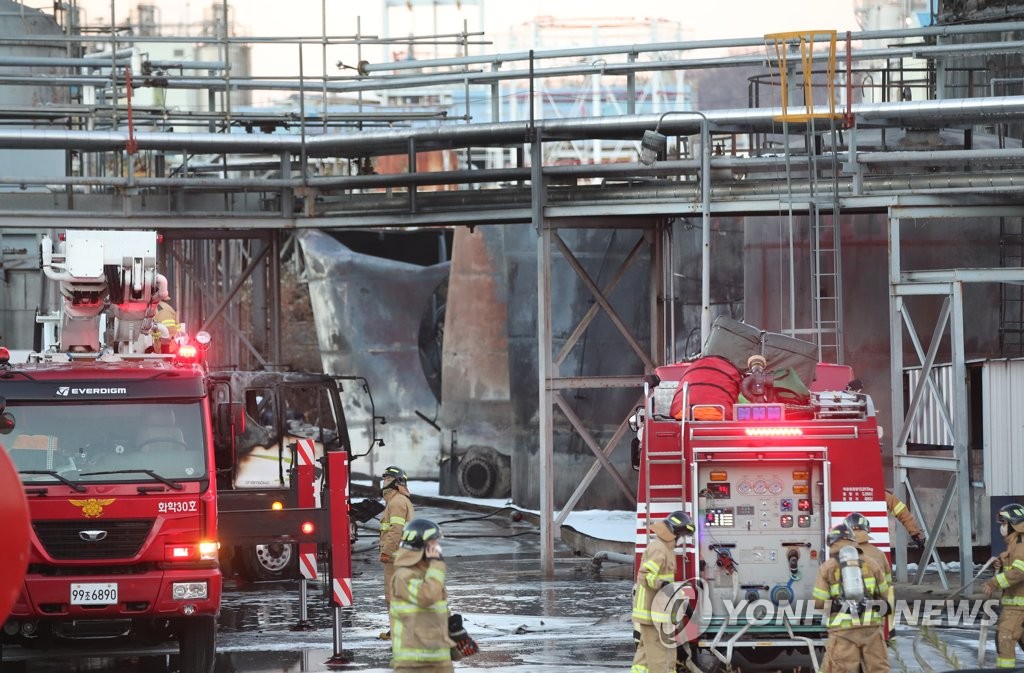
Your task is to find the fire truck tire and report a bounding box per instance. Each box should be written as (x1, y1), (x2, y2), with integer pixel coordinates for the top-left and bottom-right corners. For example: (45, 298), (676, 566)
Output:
(456, 447), (510, 499)
(177, 615), (216, 673)
(237, 543), (299, 581)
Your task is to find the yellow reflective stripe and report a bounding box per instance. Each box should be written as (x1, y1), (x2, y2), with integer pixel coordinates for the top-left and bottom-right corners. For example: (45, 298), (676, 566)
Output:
(1001, 595), (1024, 606)
(392, 647), (450, 662)
(1013, 559), (1024, 573)
(390, 599), (449, 615)
(650, 609), (671, 624)
(631, 665), (650, 673)
(892, 501), (906, 515)
(829, 582), (841, 597)
(389, 516), (407, 526)
(380, 522), (391, 531)
(425, 567), (446, 584)
(828, 614), (883, 627)
(408, 578), (422, 602)
(997, 657), (1017, 668)
(997, 573), (1011, 589)
(812, 587), (831, 601)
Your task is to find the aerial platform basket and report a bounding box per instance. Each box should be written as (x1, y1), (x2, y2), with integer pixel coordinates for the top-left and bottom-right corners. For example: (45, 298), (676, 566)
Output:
(763, 29), (841, 124)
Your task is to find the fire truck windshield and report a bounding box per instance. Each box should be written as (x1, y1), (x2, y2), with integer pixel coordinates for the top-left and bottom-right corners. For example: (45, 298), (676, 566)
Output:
(5, 402), (207, 485)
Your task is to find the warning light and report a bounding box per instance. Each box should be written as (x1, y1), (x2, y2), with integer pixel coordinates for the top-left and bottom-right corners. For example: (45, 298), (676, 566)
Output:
(792, 484), (809, 494)
(300, 521), (315, 535)
(792, 470), (810, 481)
(780, 515), (794, 528)
(177, 344), (198, 360)
(271, 501), (284, 511)
(744, 427), (803, 437)
(797, 515), (812, 528)
(709, 471), (728, 482)
(0, 347), (9, 365)
(797, 499), (812, 512)
(810, 550), (818, 560)
(706, 512), (716, 524)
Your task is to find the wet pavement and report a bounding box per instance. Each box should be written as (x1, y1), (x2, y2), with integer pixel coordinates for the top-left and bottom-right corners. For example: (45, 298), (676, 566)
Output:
(0, 501), (1005, 672)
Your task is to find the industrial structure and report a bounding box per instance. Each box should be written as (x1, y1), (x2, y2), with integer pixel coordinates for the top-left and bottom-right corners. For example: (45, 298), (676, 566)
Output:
(1, 0), (1024, 583)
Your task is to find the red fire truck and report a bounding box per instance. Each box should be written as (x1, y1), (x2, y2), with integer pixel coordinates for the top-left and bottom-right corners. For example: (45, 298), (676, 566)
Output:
(633, 357), (890, 668)
(0, 231), (366, 672)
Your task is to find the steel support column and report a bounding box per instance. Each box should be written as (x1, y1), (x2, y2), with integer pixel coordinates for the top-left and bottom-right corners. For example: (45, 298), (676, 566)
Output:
(534, 135), (555, 577)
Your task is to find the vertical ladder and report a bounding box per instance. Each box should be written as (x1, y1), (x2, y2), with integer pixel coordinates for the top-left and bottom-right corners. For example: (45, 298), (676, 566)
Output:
(999, 216), (1024, 356)
(807, 118), (844, 364)
(643, 385), (688, 532)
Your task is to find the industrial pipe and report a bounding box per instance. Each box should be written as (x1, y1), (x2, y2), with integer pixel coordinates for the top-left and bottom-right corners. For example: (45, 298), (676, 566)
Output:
(2, 95), (1024, 157)
(591, 550), (636, 570)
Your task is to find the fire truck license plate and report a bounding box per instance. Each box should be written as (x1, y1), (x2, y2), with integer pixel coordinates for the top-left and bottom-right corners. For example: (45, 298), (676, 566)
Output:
(70, 582), (118, 605)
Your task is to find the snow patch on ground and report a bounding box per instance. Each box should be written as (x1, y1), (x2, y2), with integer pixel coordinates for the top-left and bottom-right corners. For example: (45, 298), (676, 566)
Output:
(357, 479), (636, 543)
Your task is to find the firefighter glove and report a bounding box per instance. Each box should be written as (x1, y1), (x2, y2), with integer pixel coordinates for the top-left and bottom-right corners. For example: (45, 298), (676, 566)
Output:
(911, 533), (926, 548)
(425, 540), (443, 560)
(448, 614), (479, 658)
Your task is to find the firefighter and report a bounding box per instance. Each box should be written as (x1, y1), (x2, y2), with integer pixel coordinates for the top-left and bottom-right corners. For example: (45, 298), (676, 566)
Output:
(982, 503), (1024, 669)
(389, 518), (454, 672)
(812, 523), (890, 673)
(379, 465), (414, 641)
(885, 489), (926, 548)
(631, 511), (694, 673)
(846, 512), (894, 636)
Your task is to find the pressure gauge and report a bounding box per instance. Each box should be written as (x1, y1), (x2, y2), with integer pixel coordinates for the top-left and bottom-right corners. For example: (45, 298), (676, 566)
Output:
(769, 479), (784, 495)
(737, 480), (752, 495)
(753, 479), (768, 495)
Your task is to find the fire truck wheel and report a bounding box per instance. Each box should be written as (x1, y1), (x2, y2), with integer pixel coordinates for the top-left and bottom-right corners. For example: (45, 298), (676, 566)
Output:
(177, 615), (216, 673)
(237, 543), (299, 581)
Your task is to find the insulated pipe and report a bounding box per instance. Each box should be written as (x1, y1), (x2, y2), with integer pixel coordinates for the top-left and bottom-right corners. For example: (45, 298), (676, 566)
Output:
(591, 550), (635, 569)
(3, 95), (1024, 156)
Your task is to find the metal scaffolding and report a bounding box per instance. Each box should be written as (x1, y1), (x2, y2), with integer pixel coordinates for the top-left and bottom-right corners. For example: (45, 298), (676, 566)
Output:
(3, 7), (1024, 577)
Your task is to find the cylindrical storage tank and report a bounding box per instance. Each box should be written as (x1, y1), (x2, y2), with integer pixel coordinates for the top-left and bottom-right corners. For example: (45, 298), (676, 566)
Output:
(0, 0), (68, 186)
(0, 2), (65, 353)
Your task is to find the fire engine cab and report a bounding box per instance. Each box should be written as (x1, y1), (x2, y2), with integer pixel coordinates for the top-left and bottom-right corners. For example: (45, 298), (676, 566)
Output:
(633, 353), (890, 669)
(0, 231), (364, 673)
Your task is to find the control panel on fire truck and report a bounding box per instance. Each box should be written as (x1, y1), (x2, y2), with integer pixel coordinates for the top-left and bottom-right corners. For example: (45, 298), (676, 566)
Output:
(696, 462), (824, 613)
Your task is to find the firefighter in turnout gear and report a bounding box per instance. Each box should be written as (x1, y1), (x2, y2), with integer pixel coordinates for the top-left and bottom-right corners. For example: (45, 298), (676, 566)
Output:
(846, 512), (894, 636)
(885, 489), (925, 548)
(389, 518), (455, 672)
(379, 465), (414, 640)
(631, 511), (694, 673)
(813, 523), (891, 673)
(982, 503), (1024, 668)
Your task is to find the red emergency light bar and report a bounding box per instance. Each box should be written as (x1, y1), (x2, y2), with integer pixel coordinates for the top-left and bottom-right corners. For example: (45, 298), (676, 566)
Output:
(745, 427), (803, 437)
(689, 425), (859, 440)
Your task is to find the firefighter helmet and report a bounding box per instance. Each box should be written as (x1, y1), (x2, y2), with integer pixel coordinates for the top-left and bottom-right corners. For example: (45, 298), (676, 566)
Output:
(400, 518), (442, 550)
(382, 465), (408, 488)
(827, 523), (855, 548)
(845, 512), (871, 533)
(665, 511), (695, 537)
(998, 503), (1024, 532)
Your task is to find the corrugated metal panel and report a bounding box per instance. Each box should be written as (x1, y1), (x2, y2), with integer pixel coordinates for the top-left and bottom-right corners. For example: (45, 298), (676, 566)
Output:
(983, 360), (1024, 497)
(905, 365), (955, 447)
